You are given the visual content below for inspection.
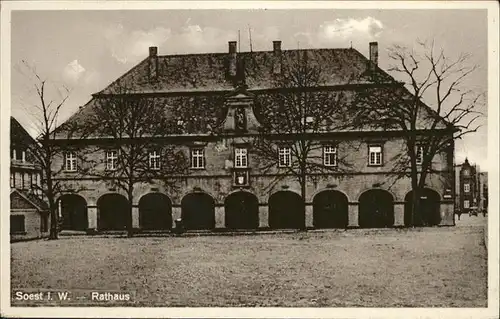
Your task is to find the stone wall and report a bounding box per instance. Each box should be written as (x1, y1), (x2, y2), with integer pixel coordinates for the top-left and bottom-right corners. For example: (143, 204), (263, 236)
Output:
(53, 134), (455, 230)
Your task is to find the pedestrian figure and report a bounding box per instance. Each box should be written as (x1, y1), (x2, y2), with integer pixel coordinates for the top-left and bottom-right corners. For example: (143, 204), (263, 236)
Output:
(455, 210), (462, 221)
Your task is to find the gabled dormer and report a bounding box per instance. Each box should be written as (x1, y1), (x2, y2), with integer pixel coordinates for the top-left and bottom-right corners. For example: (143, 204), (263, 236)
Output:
(220, 85), (261, 134)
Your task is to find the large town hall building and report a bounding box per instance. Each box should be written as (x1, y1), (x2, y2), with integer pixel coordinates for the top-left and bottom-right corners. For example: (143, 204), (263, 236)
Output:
(53, 41), (456, 233)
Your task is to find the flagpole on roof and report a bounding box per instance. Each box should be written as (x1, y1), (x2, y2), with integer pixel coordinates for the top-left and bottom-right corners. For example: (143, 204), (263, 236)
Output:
(248, 25), (253, 52)
(238, 30), (241, 52)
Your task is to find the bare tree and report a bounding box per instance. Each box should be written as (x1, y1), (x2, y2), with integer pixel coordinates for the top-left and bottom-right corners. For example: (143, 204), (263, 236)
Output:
(81, 86), (189, 237)
(14, 61), (74, 239)
(350, 40), (485, 226)
(251, 52), (359, 229)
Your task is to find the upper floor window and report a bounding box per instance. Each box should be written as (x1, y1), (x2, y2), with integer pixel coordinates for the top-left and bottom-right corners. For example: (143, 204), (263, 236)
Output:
(464, 183), (470, 193)
(416, 145), (424, 165)
(235, 148), (248, 168)
(323, 145), (338, 167)
(278, 147), (292, 167)
(463, 169), (469, 176)
(10, 173), (14, 188)
(149, 150), (161, 170)
(11, 149), (25, 162)
(368, 145), (383, 166)
(106, 150), (118, 171)
(191, 148), (205, 169)
(64, 151), (77, 172)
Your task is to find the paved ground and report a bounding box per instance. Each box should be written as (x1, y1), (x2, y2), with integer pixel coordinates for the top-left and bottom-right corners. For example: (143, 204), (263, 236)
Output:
(454, 213), (488, 227)
(10, 225), (487, 307)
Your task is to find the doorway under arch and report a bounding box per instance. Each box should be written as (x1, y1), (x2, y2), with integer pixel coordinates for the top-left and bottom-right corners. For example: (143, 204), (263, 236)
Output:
(181, 193), (215, 230)
(97, 194), (130, 231)
(58, 194), (88, 231)
(404, 189), (441, 227)
(268, 191), (305, 229)
(358, 189), (394, 228)
(313, 190), (348, 229)
(224, 192), (259, 229)
(139, 193), (172, 230)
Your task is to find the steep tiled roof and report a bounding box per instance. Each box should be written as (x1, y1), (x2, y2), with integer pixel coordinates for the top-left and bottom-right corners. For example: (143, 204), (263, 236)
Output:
(11, 117), (37, 146)
(54, 45), (450, 139)
(10, 189), (48, 211)
(99, 47), (393, 94)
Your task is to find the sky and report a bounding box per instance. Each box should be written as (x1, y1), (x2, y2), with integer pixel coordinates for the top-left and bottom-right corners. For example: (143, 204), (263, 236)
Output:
(10, 8), (489, 169)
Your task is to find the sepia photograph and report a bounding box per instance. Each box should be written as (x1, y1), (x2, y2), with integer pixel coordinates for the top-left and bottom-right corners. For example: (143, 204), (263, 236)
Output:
(1, 1), (498, 318)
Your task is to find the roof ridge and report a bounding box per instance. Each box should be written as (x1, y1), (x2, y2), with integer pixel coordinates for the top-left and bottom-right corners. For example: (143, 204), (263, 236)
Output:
(156, 47), (354, 58)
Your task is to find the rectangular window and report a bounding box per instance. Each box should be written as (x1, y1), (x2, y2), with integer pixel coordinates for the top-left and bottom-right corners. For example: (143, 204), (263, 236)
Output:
(416, 145), (424, 165)
(278, 147), (292, 167)
(235, 148), (248, 168)
(323, 145), (338, 167)
(368, 145), (383, 166)
(15, 172), (22, 187)
(149, 150), (161, 170)
(464, 183), (470, 193)
(463, 200), (470, 209)
(10, 173), (14, 188)
(64, 151), (77, 172)
(14, 149), (23, 161)
(22, 173), (30, 190)
(191, 148), (205, 169)
(106, 150), (118, 171)
(10, 215), (25, 233)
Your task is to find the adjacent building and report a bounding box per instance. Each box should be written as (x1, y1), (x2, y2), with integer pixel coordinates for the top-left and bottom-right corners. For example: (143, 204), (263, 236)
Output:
(51, 41), (456, 233)
(10, 117), (49, 240)
(478, 172), (488, 212)
(454, 158), (488, 213)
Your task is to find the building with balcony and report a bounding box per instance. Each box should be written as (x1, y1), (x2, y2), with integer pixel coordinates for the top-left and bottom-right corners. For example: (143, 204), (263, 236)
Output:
(10, 117), (49, 240)
(51, 41), (456, 233)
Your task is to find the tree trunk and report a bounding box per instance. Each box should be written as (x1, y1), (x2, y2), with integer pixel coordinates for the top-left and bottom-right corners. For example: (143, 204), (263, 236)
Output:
(410, 162), (421, 228)
(46, 168), (59, 240)
(48, 206), (59, 240)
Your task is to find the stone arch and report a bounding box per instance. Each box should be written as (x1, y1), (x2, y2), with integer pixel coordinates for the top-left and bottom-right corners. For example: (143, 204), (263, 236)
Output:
(355, 186), (398, 203)
(181, 192), (215, 230)
(57, 194), (88, 231)
(310, 188), (351, 203)
(138, 193), (172, 230)
(224, 191), (259, 229)
(404, 188), (441, 227)
(358, 189), (394, 228)
(268, 191), (305, 229)
(312, 190), (349, 229)
(97, 193), (130, 231)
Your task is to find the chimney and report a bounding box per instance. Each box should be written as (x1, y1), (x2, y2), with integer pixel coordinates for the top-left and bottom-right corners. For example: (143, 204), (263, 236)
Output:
(369, 42), (378, 68)
(229, 41), (237, 54)
(272, 40), (282, 75)
(228, 41), (237, 77)
(149, 46), (158, 82)
(149, 46), (158, 57)
(273, 40), (282, 52)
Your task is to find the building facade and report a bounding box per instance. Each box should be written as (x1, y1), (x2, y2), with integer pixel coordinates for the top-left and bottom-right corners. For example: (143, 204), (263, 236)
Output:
(52, 41), (456, 233)
(10, 117), (49, 240)
(454, 158), (488, 213)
